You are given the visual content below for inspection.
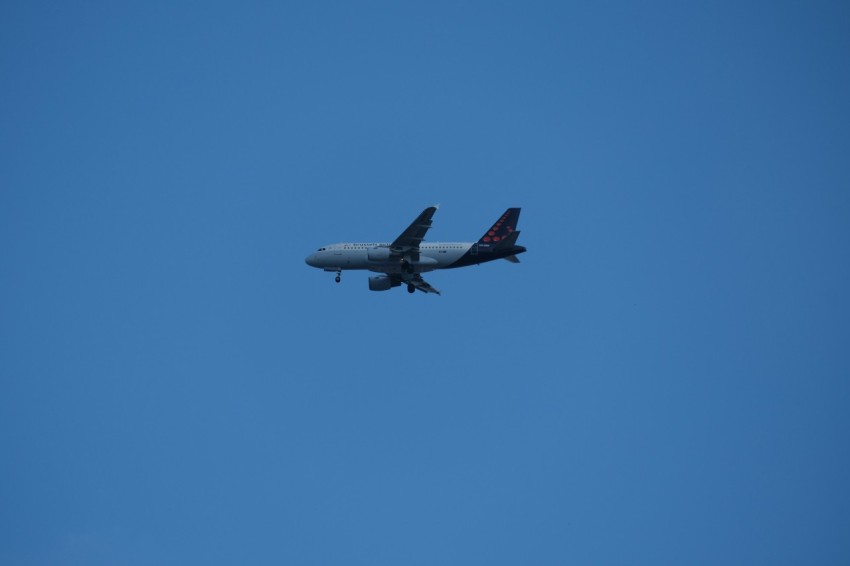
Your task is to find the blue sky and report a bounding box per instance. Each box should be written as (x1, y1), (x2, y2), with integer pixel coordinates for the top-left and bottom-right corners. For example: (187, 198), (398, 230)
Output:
(2, 1), (849, 564)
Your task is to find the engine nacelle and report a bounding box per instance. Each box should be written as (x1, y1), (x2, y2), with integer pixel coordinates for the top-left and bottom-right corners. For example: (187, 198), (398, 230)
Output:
(367, 247), (391, 262)
(368, 275), (399, 291)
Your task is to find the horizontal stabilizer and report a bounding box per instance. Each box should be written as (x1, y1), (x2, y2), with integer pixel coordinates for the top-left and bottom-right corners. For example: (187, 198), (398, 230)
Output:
(503, 255), (521, 264)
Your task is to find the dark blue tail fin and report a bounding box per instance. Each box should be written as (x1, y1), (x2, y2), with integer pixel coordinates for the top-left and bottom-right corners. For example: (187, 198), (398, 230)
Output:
(478, 208), (521, 245)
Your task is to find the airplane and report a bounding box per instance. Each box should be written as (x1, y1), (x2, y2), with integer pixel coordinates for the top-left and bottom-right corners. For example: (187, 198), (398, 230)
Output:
(305, 206), (526, 295)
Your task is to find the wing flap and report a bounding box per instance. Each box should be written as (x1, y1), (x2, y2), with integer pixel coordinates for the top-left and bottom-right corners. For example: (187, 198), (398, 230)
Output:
(400, 273), (441, 295)
(390, 206), (438, 253)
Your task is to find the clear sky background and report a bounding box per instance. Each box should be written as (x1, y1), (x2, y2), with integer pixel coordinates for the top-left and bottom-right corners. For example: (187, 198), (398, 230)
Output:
(2, 1), (849, 564)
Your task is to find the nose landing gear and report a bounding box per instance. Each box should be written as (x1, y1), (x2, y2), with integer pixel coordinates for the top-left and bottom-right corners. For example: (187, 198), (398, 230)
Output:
(335, 270), (341, 283)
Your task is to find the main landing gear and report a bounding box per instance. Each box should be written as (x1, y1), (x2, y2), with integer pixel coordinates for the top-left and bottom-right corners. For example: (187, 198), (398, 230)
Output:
(335, 270), (341, 283)
(407, 283), (415, 294)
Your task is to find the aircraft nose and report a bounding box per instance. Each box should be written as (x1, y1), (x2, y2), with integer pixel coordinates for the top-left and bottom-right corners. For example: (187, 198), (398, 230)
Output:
(305, 254), (318, 267)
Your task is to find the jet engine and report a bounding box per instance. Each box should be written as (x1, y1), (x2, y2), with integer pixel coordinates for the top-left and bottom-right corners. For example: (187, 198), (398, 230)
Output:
(367, 247), (391, 262)
(368, 275), (399, 291)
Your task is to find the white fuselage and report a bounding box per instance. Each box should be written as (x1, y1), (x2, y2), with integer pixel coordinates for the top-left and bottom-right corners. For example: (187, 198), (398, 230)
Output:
(305, 206), (524, 294)
(305, 242), (474, 274)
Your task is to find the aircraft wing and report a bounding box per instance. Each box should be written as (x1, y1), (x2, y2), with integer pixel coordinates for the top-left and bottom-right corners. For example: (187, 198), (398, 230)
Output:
(398, 273), (441, 295)
(390, 206), (438, 254)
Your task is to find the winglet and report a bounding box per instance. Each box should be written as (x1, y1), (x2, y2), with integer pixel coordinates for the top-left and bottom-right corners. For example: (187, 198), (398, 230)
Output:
(503, 254), (521, 264)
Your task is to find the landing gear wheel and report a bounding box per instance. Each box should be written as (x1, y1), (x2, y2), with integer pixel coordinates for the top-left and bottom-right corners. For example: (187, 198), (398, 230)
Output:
(407, 283), (415, 294)
(335, 271), (341, 283)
